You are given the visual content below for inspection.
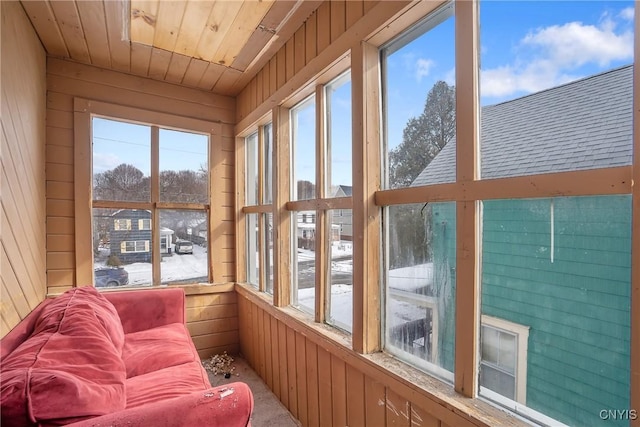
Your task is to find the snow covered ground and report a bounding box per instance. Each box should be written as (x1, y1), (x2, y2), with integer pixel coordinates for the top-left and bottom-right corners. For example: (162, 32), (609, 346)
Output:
(95, 244), (208, 286)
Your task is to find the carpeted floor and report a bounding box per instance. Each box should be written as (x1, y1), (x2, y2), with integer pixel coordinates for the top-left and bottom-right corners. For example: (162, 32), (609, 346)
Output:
(204, 355), (301, 427)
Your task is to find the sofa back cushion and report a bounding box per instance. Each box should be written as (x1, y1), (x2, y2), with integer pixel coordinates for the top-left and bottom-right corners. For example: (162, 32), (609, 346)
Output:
(1, 287), (126, 426)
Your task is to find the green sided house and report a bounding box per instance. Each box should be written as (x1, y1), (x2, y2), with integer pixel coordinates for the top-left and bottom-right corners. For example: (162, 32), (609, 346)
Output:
(411, 65), (633, 426)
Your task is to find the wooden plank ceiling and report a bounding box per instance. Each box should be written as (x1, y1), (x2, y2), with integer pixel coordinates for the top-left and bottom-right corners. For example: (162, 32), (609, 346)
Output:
(20, 0), (321, 96)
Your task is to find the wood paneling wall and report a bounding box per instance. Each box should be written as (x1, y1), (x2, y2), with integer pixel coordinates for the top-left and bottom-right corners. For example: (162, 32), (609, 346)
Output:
(237, 287), (526, 427)
(1, 1), (48, 338)
(45, 57), (236, 294)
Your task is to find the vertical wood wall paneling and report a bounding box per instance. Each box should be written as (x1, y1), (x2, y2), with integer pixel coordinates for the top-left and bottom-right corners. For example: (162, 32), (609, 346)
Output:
(331, 354), (348, 427)
(316, 2), (331, 54)
(1, 1), (47, 336)
(386, 388), (410, 426)
(270, 313), (282, 399)
(294, 25), (306, 75)
(305, 338), (321, 427)
(262, 309), (273, 389)
(346, 363), (366, 426)
(317, 346), (333, 426)
(295, 334), (309, 426)
(286, 325), (299, 419)
(305, 10), (318, 65)
(330, 1), (346, 43)
(454, 1), (480, 397)
(278, 319), (290, 407)
(364, 375), (386, 425)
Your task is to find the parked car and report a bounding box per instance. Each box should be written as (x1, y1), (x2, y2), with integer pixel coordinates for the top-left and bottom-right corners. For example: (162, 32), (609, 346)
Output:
(95, 267), (129, 287)
(175, 239), (194, 254)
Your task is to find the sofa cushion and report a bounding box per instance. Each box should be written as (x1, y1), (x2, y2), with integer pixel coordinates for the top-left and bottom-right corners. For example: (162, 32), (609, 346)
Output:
(34, 287), (125, 354)
(125, 360), (211, 409)
(0, 291), (126, 427)
(122, 323), (201, 378)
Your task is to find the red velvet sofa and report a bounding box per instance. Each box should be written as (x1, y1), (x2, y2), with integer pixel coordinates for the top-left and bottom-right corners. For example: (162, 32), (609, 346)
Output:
(1, 286), (253, 426)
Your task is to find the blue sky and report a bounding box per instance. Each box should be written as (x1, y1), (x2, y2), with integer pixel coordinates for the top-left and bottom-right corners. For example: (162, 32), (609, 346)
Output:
(92, 117), (208, 176)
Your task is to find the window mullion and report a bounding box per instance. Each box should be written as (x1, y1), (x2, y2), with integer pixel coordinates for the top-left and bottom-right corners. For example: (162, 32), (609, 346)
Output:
(315, 84), (327, 323)
(273, 106), (292, 307)
(151, 125), (160, 286)
(454, 0), (480, 397)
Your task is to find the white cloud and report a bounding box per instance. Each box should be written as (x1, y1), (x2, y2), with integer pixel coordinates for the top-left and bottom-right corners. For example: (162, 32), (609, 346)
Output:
(415, 58), (435, 82)
(619, 7), (634, 21)
(444, 67), (456, 86)
(481, 13), (633, 99)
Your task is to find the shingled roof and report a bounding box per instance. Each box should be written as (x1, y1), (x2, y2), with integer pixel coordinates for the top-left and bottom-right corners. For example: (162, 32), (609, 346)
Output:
(412, 65), (633, 186)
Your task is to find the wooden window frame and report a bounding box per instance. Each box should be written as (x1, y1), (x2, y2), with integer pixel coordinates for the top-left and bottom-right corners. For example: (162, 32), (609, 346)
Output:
(74, 98), (220, 287)
(371, 0), (638, 415)
(237, 122), (274, 294)
(235, 0), (639, 419)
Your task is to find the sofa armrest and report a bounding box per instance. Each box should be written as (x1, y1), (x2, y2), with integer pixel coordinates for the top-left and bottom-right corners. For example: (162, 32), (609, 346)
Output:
(65, 383), (253, 427)
(103, 288), (186, 334)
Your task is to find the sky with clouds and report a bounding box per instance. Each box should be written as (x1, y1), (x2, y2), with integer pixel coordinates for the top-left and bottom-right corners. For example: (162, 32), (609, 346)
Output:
(385, 1), (635, 151)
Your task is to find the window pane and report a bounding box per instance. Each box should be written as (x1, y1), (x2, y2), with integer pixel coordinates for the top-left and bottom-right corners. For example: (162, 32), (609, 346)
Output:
(481, 326), (500, 365)
(326, 210), (353, 332)
(480, 364), (516, 401)
(159, 129), (208, 204)
(92, 117), (151, 202)
(326, 72), (352, 197)
(159, 209), (208, 285)
(293, 213), (316, 314)
(292, 97), (316, 200)
(385, 202), (456, 381)
(93, 208), (151, 287)
(246, 213), (259, 287)
(480, 196), (631, 426)
(383, 4), (456, 189)
(264, 213), (274, 295)
(246, 132), (259, 205)
(263, 124), (273, 205)
(479, 1), (633, 179)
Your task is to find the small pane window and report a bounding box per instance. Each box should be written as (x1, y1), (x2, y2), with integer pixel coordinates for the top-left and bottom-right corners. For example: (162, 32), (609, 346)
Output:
(92, 118), (151, 202)
(138, 219), (151, 230)
(159, 129), (208, 204)
(114, 219), (131, 231)
(385, 202), (456, 381)
(326, 72), (352, 197)
(246, 132), (259, 206)
(292, 96), (316, 200)
(293, 217), (316, 314)
(160, 209), (207, 285)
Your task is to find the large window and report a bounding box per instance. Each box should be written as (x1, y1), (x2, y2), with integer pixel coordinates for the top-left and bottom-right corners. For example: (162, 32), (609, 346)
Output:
(243, 124), (274, 294)
(288, 72), (354, 331)
(91, 116), (209, 287)
(382, 3), (456, 380)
